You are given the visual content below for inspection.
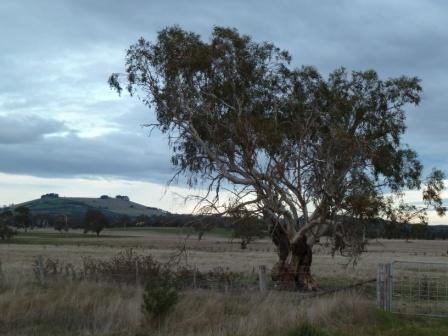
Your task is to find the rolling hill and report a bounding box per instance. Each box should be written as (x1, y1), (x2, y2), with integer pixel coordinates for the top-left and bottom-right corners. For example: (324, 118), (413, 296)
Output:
(13, 194), (168, 221)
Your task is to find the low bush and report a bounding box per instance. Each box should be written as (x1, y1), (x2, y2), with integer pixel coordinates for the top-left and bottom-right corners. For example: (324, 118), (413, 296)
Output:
(142, 272), (178, 326)
(82, 248), (163, 284)
(287, 323), (329, 336)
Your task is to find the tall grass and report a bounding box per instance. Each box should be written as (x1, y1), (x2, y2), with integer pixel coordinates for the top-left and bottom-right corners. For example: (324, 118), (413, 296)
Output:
(0, 279), (142, 336)
(0, 274), (373, 336)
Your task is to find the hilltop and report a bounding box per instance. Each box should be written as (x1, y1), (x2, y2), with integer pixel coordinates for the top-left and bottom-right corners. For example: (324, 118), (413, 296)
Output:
(13, 193), (168, 221)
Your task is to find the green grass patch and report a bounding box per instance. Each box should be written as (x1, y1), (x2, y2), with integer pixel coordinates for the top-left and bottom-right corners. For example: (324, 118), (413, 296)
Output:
(365, 309), (448, 336)
(110, 226), (234, 238)
(333, 309), (448, 336)
(0, 230), (132, 246)
(287, 323), (334, 336)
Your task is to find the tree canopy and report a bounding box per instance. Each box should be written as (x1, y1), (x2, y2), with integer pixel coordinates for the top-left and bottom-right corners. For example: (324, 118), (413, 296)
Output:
(14, 206), (31, 231)
(111, 26), (446, 288)
(83, 209), (108, 236)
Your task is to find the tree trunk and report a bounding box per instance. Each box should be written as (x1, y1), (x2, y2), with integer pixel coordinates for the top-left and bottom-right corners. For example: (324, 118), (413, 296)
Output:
(270, 223), (317, 291)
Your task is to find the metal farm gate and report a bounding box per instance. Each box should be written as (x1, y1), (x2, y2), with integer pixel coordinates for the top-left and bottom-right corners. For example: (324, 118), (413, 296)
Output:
(377, 261), (448, 317)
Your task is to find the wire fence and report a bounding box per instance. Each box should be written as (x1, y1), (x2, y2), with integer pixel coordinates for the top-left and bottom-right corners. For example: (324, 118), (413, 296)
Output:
(4, 252), (447, 316)
(20, 253), (373, 295)
(0, 250), (377, 301)
(377, 261), (448, 317)
(390, 261), (448, 317)
(26, 253), (264, 292)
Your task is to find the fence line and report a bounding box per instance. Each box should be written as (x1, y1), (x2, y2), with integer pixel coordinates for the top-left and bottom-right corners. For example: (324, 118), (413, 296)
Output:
(25, 254), (379, 298)
(376, 261), (448, 317)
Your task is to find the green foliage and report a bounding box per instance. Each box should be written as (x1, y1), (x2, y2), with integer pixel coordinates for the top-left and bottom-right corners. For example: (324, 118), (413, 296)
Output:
(0, 224), (16, 241)
(142, 273), (178, 322)
(53, 216), (69, 233)
(14, 206), (31, 231)
(369, 309), (448, 336)
(83, 209), (109, 236)
(111, 25), (445, 260)
(231, 215), (265, 249)
(286, 323), (329, 336)
(0, 209), (17, 240)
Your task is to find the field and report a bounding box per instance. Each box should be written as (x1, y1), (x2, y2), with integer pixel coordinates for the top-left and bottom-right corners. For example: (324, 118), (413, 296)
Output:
(2, 228), (448, 335)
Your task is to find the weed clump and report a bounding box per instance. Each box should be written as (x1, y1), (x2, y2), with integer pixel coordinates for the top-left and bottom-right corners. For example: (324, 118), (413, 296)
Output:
(287, 322), (329, 336)
(142, 272), (178, 326)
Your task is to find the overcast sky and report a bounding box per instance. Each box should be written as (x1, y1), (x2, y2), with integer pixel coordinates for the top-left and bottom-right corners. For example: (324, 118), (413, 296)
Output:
(1, 0), (447, 220)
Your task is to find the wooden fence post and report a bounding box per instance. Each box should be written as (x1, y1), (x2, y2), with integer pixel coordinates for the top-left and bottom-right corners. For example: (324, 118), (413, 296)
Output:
(193, 265), (197, 289)
(0, 258), (3, 283)
(377, 263), (392, 312)
(135, 260), (139, 286)
(82, 259), (86, 281)
(37, 255), (45, 285)
(258, 265), (267, 293)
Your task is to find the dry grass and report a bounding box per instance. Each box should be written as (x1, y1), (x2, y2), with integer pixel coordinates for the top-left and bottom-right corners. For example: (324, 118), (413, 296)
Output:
(0, 273), (372, 336)
(2, 234), (448, 285)
(2, 232), (448, 335)
(0, 276), (142, 336)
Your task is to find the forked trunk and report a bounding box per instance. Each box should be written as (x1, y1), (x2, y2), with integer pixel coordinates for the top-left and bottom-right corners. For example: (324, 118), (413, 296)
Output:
(270, 224), (317, 291)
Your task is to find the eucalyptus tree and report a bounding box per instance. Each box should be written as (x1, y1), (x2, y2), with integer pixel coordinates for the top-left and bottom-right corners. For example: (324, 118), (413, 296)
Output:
(110, 26), (445, 290)
(14, 206), (31, 232)
(0, 209), (16, 240)
(83, 209), (108, 237)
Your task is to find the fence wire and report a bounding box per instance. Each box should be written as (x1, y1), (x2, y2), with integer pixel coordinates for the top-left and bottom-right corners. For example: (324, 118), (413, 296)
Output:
(391, 261), (448, 317)
(27, 256), (374, 298)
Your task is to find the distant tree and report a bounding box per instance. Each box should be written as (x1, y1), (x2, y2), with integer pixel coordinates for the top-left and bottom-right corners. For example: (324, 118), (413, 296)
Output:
(0, 209), (13, 225)
(32, 213), (51, 228)
(231, 213), (266, 249)
(14, 206), (31, 232)
(410, 223), (429, 240)
(0, 210), (16, 240)
(135, 214), (151, 226)
(0, 224), (16, 241)
(53, 215), (69, 233)
(83, 209), (109, 236)
(40, 193), (59, 199)
(120, 214), (131, 229)
(192, 218), (212, 240)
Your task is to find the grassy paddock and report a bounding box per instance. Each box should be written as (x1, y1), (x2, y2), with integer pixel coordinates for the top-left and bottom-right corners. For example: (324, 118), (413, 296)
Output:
(1, 277), (448, 336)
(2, 232), (448, 334)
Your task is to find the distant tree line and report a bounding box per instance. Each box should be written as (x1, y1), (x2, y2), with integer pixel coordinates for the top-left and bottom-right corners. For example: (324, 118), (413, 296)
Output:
(2, 205), (448, 242)
(364, 219), (448, 240)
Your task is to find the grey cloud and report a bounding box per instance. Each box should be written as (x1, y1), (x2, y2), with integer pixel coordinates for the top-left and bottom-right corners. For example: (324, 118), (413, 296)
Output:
(0, 114), (66, 144)
(0, 0), (448, 181)
(0, 128), (174, 183)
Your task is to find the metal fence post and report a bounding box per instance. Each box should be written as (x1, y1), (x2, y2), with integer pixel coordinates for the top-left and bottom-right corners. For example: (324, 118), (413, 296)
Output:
(258, 265), (267, 293)
(377, 263), (391, 312)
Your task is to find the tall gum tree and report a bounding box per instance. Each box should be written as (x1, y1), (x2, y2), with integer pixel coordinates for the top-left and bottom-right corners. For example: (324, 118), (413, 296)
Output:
(110, 26), (446, 290)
